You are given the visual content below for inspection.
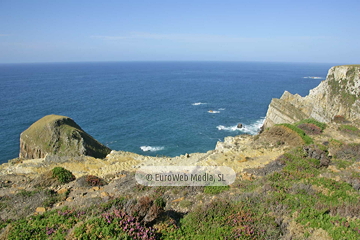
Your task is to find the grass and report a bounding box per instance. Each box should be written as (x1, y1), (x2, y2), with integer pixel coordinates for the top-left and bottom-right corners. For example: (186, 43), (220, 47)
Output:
(332, 159), (354, 169)
(340, 125), (359, 132)
(278, 123), (314, 144)
(16, 189), (40, 198)
(179, 200), (192, 208)
(203, 185), (230, 194)
(339, 124), (360, 136)
(295, 118), (327, 131)
(42, 189), (70, 208)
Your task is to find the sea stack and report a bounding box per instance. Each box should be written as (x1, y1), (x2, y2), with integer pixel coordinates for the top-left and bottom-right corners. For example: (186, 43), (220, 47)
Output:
(19, 114), (111, 159)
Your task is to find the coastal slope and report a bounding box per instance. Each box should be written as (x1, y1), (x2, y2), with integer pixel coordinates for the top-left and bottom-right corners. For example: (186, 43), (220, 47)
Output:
(1, 66), (360, 239)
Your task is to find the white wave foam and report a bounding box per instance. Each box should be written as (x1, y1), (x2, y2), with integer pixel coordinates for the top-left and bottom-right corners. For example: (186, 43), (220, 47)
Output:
(192, 102), (207, 106)
(303, 76), (324, 79)
(217, 118), (265, 135)
(140, 146), (165, 152)
(218, 108), (226, 111)
(208, 110), (220, 113)
(217, 125), (238, 131)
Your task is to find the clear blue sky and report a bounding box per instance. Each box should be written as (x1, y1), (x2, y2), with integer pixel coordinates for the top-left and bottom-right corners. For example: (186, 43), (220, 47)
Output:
(1, 0), (359, 63)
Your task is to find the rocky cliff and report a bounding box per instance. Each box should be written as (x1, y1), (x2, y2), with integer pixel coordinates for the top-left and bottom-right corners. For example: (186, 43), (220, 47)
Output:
(263, 65), (360, 128)
(19, 115), (111, 159)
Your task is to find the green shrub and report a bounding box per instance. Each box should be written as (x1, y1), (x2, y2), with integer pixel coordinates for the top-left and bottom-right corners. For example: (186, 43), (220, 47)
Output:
(166, 200), (233, 239)
(51, 167), (75, 184)
(154, 197), (166, 208)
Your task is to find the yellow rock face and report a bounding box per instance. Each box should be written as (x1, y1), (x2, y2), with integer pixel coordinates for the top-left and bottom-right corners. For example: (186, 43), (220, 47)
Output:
(263, 65), (360, 129)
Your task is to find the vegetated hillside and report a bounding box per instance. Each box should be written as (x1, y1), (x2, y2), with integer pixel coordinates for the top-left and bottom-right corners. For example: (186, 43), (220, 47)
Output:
(1, 65), (360, 239)
(1, 118), (360, 239)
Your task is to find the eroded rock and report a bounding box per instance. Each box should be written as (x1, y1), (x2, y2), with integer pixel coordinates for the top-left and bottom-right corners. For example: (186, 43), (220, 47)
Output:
(263, 65), (360, 128)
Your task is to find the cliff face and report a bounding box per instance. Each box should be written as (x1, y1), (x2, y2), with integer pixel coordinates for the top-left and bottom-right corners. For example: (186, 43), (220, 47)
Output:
(263, 65), (360, 128)
(19, 115), (111, 159)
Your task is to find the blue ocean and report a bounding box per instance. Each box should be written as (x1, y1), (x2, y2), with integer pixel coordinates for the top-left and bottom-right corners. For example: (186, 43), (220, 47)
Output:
(0, 61), (337, 164)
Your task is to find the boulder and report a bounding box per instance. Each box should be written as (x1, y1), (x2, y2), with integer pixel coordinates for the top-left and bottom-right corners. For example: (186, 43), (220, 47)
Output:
(19, 114), (111, 159)
(237, 123), (243, 128)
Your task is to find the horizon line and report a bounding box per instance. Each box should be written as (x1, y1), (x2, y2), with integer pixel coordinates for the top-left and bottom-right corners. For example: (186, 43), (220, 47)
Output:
(0, 60), (348, 65)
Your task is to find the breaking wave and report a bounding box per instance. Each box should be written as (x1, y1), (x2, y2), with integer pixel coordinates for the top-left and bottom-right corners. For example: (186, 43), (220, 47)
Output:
(217, 118), (265, 135)
(303, 76), (324, 79)
(216, 125), (238, 131)
(192, 102), (207, 106)
(140, 146), (165, 152)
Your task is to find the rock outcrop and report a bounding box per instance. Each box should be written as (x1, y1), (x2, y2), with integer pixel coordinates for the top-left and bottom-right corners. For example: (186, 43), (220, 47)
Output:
(19, 114), (111, 159)
(263, 65), (360, 128)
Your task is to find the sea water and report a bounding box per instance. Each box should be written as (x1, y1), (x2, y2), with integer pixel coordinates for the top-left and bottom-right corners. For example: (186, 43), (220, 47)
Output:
(0, 61), (337, 164)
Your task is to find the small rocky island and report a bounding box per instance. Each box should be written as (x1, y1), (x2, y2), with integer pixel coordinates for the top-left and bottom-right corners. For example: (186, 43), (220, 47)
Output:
(0, 65), (359, 239)
(19, 114), (111, 159)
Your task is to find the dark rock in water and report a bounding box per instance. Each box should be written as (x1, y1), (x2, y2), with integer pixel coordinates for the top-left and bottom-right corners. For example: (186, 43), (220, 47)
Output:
(19, 114), (111, 159)
(237, 123), (243, 128)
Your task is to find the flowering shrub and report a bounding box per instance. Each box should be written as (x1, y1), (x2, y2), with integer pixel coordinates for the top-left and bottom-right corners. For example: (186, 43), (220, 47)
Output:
(333, 115), (346, 123)
(226, 211), (260, 239)
(102, 209), (157, 239)
(7, 208), (87, 239)
(85, 175), (106, 186)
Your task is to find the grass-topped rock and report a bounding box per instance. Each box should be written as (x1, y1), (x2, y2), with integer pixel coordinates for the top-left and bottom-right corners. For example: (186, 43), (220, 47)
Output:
(19, 114), (111, 159)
